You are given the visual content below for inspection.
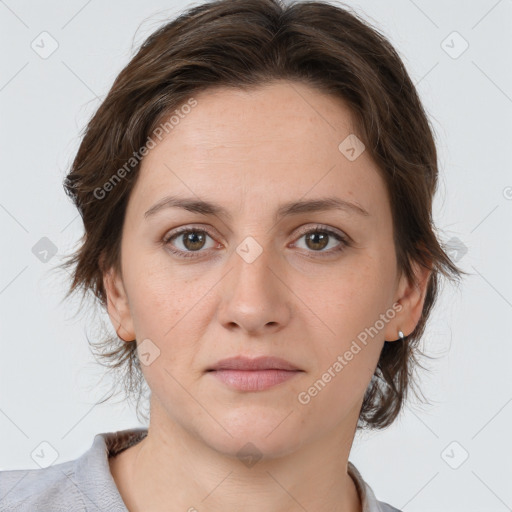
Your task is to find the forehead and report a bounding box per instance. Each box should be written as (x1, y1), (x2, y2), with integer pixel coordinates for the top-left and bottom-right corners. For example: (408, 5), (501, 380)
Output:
(156, 80), (360, 162)
(128, 80), (389, 220)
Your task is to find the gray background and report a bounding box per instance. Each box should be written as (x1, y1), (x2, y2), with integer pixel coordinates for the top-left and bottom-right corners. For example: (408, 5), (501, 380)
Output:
(1, 1), (511, 510)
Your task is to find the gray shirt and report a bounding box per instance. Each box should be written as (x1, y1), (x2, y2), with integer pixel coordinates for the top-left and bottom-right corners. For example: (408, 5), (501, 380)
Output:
(0, 428), (402, 511)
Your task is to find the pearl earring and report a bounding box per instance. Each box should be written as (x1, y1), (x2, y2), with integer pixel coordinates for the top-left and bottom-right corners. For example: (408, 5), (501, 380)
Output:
(398, 330), (405, 340)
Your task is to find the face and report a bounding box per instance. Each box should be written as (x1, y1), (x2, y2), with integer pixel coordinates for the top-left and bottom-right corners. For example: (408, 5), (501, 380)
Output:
(105, 80), (430, 458)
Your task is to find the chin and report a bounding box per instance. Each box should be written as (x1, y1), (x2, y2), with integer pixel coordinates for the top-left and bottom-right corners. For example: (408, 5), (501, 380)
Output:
(194, 409), (305, 461)
(207, 432), (302, 463)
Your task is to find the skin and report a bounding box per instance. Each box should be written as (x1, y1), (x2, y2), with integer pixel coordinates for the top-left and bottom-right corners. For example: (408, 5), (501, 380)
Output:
(104, 79), (431, 512)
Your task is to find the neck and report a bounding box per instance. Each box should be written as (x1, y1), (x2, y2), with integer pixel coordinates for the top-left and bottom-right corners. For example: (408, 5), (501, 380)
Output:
(110, 402), (362, 512)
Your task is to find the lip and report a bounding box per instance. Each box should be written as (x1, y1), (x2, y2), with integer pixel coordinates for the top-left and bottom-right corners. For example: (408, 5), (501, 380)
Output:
(207, 355), (301, 372)
(206, 356), (303, 392)
(209, 369), (301, 391)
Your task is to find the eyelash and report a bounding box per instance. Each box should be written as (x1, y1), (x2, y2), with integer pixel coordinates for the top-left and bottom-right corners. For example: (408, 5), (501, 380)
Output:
(162, 225), (350, 259)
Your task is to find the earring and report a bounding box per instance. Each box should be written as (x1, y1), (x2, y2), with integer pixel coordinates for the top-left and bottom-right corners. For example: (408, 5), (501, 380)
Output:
(398, 330), (405, 340)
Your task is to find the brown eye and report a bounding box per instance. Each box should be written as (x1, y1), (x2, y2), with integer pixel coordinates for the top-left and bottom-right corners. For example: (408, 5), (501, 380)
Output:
(180, 231), (207, 251)
(293, 227), (349, 256)
(304, 231), (329, 251)
(164, 228), (217, 258)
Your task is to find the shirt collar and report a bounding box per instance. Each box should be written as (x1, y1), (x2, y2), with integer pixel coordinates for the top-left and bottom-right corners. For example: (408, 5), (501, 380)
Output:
(74, 428), (148, 511)
(347, 460), (388, 512)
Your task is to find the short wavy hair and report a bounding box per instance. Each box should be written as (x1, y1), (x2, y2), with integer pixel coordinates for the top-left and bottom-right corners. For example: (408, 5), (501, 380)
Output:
(56, 0), (466, 429)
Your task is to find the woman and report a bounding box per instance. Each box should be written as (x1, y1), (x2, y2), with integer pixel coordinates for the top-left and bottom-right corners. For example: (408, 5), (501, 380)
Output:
(0, 0), (464, 511)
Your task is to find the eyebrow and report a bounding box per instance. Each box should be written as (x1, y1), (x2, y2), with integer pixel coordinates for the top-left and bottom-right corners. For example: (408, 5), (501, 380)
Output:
(144, 195), (370, 222)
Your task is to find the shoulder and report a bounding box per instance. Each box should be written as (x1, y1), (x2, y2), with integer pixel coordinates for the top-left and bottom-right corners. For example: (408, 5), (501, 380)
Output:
(376, 501), (403, 512)
(347, 460), (403, 512)
(0, 428), (146, 512)
(0, 460), (84, 512)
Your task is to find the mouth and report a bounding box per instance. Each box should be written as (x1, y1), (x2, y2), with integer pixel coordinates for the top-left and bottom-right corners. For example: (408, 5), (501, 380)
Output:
(206, 356), (303, 392)
(207, 355), (301, 372)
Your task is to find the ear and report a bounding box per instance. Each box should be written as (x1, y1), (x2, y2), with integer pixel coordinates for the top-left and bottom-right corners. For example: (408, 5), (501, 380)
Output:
(102, 261), (135, 342)
(384, 260), (432, 342)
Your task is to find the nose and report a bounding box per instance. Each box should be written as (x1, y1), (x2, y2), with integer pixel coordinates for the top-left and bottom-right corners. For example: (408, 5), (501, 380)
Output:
(216, 240), (292, 336)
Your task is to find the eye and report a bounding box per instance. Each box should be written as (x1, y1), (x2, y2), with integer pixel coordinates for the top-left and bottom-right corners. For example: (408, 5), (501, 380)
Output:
(292, 226), (349, 256)
(163, 224), (350, 259)
(163, 227), (218, 258)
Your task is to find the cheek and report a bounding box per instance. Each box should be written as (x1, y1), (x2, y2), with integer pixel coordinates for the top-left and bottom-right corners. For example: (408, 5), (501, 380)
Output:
(294, 347), (377, 437)
(316, 259), (391, 334)
(308, 260), (390, 384)
(299, 286), (385, 419)
(125, 253), (196, 334)
(125, 264), (215, 369)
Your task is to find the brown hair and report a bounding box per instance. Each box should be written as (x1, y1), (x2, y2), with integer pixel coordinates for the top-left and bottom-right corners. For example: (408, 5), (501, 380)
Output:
(56, 0), (466, 429)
